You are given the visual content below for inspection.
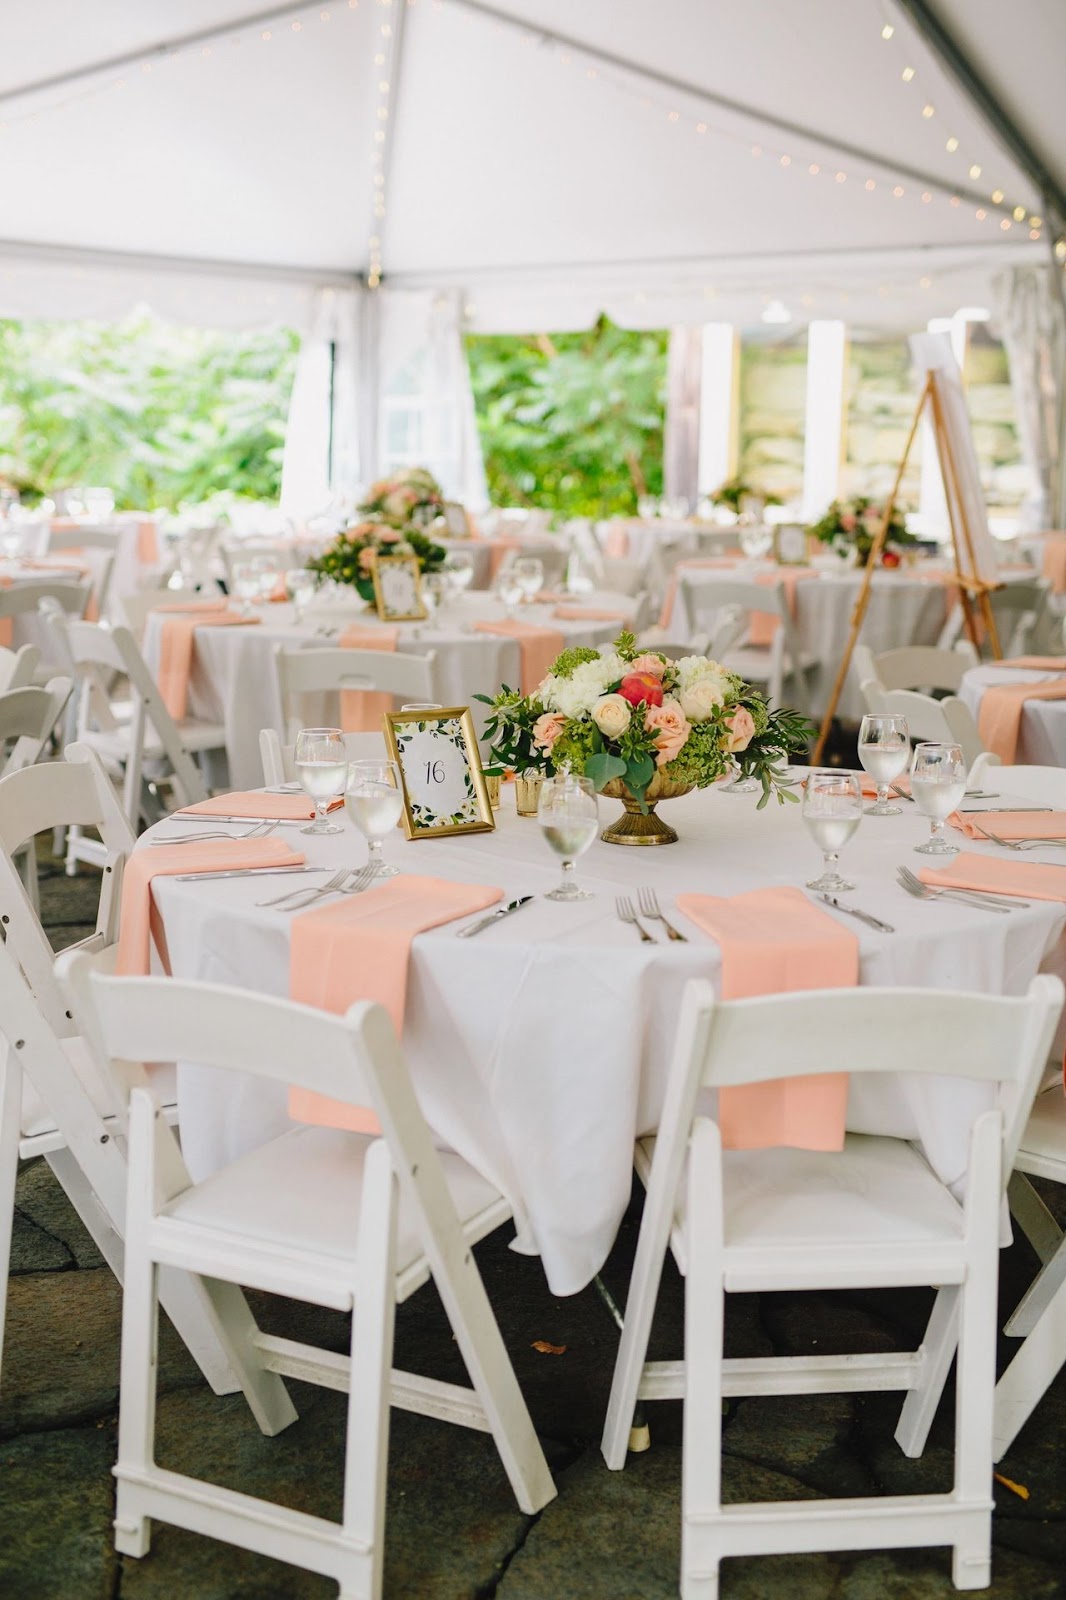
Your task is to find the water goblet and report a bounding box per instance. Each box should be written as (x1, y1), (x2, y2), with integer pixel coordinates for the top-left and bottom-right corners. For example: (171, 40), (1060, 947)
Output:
(421, 571), (449, 626)
(858, 713), (910, 815)
(738, 523), (773, 562)
(494, 568), (525, 618)
(512, 556), (545, 602)
(254, 555), (282, 604)
(231, 559), (261, 617)
(294, 727), (347, 835)
(910, 742), (966, 855)
(445, 550), (475, 598)
(345, 759), (403, 877)
(801, 769), (863, 892)
(538, 773), (599, 901)
(83, 487), (115, 520)
(285, 567), (316, 623)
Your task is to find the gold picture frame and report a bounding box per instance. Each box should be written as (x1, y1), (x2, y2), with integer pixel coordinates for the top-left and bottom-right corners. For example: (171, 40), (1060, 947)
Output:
(383, 705), (496, 839)
(372, 553), (426, 621)
(773, 524), (810, 566)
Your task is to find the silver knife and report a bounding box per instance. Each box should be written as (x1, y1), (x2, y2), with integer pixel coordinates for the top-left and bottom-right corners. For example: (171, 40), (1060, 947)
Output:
(172, 866), (329, 883)
(959, 806), (1053, 813)
(171, 812), (306, 824)
(818, 893), (895, 933)
(456, 895), (534, 938)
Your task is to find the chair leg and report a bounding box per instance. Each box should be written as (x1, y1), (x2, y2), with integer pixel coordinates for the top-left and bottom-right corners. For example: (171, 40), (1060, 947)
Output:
(681, 1118), (724, 1600)
(1007, 1171), (1063, 1271)
(1005, 1234), (1066, 1338)
(950, 1129), (999, 1590)
(894, 1284), (959, 1458)
(994, 1269), (1066, 1461)
(113, 1240), (159, 1559)
(0, 1049), (23, 1385)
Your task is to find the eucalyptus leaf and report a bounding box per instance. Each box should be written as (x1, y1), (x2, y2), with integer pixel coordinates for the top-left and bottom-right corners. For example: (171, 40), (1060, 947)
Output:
(584, 751), (627, 791)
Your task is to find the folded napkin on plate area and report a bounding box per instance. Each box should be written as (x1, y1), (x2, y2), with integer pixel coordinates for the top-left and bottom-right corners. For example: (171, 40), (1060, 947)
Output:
(472, 619), (565, 695)
(339, 623), (400, 733)
(675, 886), (857, 1152)
(977, 677), (1066, 765)
(155, 608), (259, 721)
(289, 875), (502, 1132)
(919, 851), (1066, 901)
(152, 597), (229, 614)
(115, 837), (305, 976)
(949, 810), (1066, 840)
(178, 790), (343, 820)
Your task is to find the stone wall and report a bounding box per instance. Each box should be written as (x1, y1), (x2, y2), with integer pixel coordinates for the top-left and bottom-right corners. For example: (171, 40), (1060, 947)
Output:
(737, 335), (807, 500)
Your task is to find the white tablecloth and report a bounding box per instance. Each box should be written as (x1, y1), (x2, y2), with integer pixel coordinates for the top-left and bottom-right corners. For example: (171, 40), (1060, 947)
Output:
(960, 663), (1066, 767)
(144, 779), (1066, 1296)
(142, 594), (632, 789)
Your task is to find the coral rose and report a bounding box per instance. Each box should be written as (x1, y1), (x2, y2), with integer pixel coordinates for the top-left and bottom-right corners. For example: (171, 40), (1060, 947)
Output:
(629, 652), (667, 679)
(358, 547), (376, 572)
(723, 706), (756, 753)
(645, 698), (691, 768)
(532, 712), (567, 753)
(679, 678), (725, 722)
(378, 527), (402, 543)
(617, 672), (665, 709)
(592, 694), (631, 740)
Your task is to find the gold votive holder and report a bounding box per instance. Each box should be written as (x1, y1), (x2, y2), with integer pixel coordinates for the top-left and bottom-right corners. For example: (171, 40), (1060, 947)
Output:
(515, 772), (544, 816)
(485, 774), (501, 810)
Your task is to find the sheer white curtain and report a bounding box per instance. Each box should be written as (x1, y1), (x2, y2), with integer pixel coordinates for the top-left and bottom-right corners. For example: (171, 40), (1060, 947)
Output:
(280, 285), (364, 517)
(993, 264), (1066, 531)
(663, 325), (703, 512)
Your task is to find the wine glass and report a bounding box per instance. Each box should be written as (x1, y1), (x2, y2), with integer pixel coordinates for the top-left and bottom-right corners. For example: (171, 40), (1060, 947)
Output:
(538, 773), (599, 901)
(285, 567), (316, 623)
(910, 742), (966, 855)
(421, 571), (449, 625)
(345, 759), (403, 878)
(83, 487), (115, 520)
(512, 555), (545, 602)
(254, 555), (282, 603)
(445, 550), (475, 598)
(738, 523), (773, 562)
(858, 713), (910, 816)
(801, 769), (863, 891)
(294, 728), (347, 835)
(231, 559), (261, 616)
(494, 568), (525, 618)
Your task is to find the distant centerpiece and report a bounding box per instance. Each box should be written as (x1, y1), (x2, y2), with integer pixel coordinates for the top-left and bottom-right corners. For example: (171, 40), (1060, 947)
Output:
(307, 465), (448, 603)
(360, 466), (446, 530)
(809, 496), (919, 567)
(478, 632), (811, 844)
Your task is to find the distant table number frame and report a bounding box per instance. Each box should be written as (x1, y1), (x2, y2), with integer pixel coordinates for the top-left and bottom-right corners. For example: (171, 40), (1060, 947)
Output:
(383, 706), (496, 839)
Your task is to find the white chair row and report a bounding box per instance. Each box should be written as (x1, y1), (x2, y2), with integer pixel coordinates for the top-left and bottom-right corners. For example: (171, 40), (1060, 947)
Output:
(855, 642), (992, 770)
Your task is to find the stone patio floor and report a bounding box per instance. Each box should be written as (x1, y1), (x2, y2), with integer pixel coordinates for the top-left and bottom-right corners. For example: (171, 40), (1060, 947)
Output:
(2, 850), (1065, 1599)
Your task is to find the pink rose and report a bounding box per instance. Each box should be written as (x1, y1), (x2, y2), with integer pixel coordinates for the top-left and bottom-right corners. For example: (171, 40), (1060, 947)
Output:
(629, 652), (667, 679)
(644, 697), (691, 768)
(358, 546), (376, 572)
(532, 712), (567, 753)
(840, 513), (857, 532)
(378, 527), (401, 543)
(723, 706), (755, 753)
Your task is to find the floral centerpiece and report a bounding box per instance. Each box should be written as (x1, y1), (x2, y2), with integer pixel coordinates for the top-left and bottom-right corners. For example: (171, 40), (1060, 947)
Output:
(359, 466), (445, 529)
(306, 519), (447, 604)
(708, 476), (781, 516)
(809, 496), (919, 567)
(477, 632), (811, 845)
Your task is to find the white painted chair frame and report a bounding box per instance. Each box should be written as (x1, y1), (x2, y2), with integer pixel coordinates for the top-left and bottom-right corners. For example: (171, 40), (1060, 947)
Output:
(853, 640), (980, 696)
(600, 978), (1060, 1595)
(860, 680), (988, 769)
(63, 956), (556, 1598)
(939, 580), (1052, 659)
(679, 576), (814, 716)
(0, 678), (73, 779)
(258, 727), (387, 787)
(275, 645), (438, 744)
(0, 643), (42, 692)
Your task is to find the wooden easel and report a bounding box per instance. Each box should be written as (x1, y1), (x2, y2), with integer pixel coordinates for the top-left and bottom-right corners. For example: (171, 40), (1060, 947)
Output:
(811, 369), (1003, 765)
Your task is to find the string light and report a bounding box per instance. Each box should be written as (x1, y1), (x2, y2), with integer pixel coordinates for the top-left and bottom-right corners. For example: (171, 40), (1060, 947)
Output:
(901, 65), (915, 81)
(881, 23), (894, 39)
(921, 103), (934, 118)
(991, 189), (1004, 204)
(808, 162), (819, 175)
(835, 171), (846, 183)
(1013, 205), (1026, 221)
(892, 184), (904, 197)
(968, 163), (981, 179)
(864, 178), (876, 191)
(975, 208), (987, 220)
(945, 136), (959, 152)
(1001, 218), (1012, 231)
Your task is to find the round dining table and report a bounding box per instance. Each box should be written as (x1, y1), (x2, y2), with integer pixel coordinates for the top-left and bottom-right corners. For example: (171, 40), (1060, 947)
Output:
(959, 662), (1066, 767)
(141, 775), (1066, 1297)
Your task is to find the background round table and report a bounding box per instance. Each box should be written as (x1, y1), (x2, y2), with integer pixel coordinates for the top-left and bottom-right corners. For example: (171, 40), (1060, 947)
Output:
(960, 662), (1066, 767)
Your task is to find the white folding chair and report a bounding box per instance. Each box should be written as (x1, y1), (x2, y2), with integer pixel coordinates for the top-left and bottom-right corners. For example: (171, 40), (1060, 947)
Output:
(61, 954), (556, 1597)
(120, 586), (196, 644)
(601, 977), (1060, 1594)
(0, 677), (72, 778)
(860, 680), (988, 769)
(853, 641), (980, 696)
(939, 581), (1052, 659)
(275, 645), (438, 744)
(0, 579), (92, 683)
(680, 576), (816, 715)
(0, 643), (41, 692)
(44, 524), (121, 619)
(259, 727), (387, 787)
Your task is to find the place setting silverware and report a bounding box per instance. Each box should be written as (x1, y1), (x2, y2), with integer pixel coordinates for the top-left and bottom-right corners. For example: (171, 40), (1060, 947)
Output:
(895, 864), (1022, 913)
(257, 862), (377, 911)
(456, 895), (535, 938)
(637, 886), (687, 941)
(151, 819), (280, 846)
(817, 893), (894, 934)
(615, 895), (655, 943)
(173, 866), (332, 884)
(969, 821), (1066, 852)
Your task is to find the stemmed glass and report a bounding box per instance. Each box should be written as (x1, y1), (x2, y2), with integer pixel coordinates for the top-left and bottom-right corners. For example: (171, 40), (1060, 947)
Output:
(538, 773), (599, 901)
(285, 567), (316, 623)
(858, 713), (910, 815)
(345, 759), (403, 878)
(494, 568), (525, 618)
(231, 559), (261, 617)
(910, 742), (966, 855)
(512, 556), (545, 602)
(445, 551), (475, 599)
(254, 556), (282, 604)
(801, 769), (863, 892)
(294, 728), (347, 835)
(738, 523), (773, 562)
(421, 571), (449, 626)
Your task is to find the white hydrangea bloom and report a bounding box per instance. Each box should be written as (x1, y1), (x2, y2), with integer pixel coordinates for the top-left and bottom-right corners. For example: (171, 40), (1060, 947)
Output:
(674, 656), (735, 699)
(542, 653), (626, 718)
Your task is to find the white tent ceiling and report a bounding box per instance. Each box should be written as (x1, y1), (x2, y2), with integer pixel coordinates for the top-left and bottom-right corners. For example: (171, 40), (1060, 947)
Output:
(0, 0), (1061, 331)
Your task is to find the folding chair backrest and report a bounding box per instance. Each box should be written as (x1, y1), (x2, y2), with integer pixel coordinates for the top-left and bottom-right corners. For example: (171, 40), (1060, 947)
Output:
(45, 525), (123, 554)
(121, 587), (187, 643)
(0, 678), (72, 778)
(861, 681), (985, 767)
(857, 642), (979, 694)
(276, 646), (437, 743)
(0, 644), (40, 692)
(0, 580), (91, 619)
(258, 726), (387, 786)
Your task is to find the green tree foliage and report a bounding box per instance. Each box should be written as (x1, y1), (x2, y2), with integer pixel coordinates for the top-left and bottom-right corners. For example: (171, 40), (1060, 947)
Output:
(465, 315), (667, 520)
(0, 311), (297, 510)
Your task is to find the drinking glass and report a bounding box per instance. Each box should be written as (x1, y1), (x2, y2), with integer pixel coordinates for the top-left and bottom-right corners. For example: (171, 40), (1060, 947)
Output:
(738, 523), (773, 561)
(512, 556), (545, 601)
(83, 487), (115, 519)
(285, 567), (316, 622)
(910, 741), (966, 855)
(538, 773), (598, 901)
(445, 550), (475, 597)
(345, 759), (403, 877)
(421, 571), (449, 625)
(231, 559), (261, 616)
(858, 713), (910, 815)
(294, 727), (347, 835)
(494, 569), (525, 617)
(400, 702), (442, 713)
(254, 555), (282, 603)
(801, 769), (863, 891)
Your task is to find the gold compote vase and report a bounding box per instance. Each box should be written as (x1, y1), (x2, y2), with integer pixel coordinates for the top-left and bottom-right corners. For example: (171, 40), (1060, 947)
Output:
(599, 771), (695, 846)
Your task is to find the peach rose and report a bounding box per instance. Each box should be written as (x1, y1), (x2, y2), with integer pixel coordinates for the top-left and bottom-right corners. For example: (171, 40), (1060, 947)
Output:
(644, 697), (691, 768)
(532, 712), (567, 753)
(592, 693), (631, 740)
(723, 706), (756, 753)
(358, 546), (376, 572)
(629, 652), (667, 679)
(378, 526), (402, 543)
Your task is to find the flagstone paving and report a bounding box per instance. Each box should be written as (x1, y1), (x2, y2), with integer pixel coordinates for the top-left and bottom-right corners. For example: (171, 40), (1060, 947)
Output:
(2, 849), (1065, 1599)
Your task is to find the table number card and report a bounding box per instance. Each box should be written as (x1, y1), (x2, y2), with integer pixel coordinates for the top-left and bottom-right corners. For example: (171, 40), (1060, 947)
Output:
(443, 500), (473, 536)
(372, 553), (426, 621)
(774, 524), (809, 565)
(384, 706), (495, 838)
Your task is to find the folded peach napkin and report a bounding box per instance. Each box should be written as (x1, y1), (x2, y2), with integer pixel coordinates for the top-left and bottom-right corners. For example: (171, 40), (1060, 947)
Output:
(949, 810), (1066, 840)
(919, 851), (1066, 901)
(473, 619), (565, 694)
(178, 791), (344, 821)
(156, 609), (259, 721)
(339, 623), (400, 732)
(551, 604), (628, 623)
(115, 837), (304, 976)
(153, 597), (228, 614)
(675, 886), (856, 1151)
(289, 875), (502, 1132)
(604, 525), (631, 558)
(137, 519), (159, 564)
(977, 678), (1066, 765)
(996, 657), (1066, 671)
(1042, 533), (1066, 595)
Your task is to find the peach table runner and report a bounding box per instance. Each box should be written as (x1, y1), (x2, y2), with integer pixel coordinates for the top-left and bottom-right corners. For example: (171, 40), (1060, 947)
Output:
(919, 852), (1066, 902)
(675, 886), (857, 1150)
(977, 676), (1066, 765)
(338, 623), (399, 732)
(551, 604), (628, 623)
(1041, 533), (1066, 595)
(115, 837), (304, 976)
(179, 791), (343, 821)
(997, 657), (1066, 671)
(155, 606), (259, 721)
(289, 875), (502, 1132)
(472, 618), (565, 694)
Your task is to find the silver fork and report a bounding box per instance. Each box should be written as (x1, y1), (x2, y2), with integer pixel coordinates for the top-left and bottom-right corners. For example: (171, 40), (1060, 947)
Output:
(637, 886), (686, 941)
(258, 865), (351, 910)
(152, 819), (279, 846)
(616, 895), (655, 943)
(971, 821), (1066, 852)
(337, 862), (379, 896)
(896, 866), (1015, 914)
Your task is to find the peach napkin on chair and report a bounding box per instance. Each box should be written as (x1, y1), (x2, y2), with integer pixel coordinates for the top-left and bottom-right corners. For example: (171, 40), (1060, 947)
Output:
(977, 678), (1066, 765)
(137, 520), (160, 564)
(675, 886), (857, 1151)
(338, 623), (400, 733)
(948, 810), (1066, 840)
(115, 837), (305, 976)
(918, 851), (1066, 901)
(155, 608), (259, 721)
(289, 875), (502, 1132)
(178, 791), (344, 821)
(473, 619), (565, 694)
